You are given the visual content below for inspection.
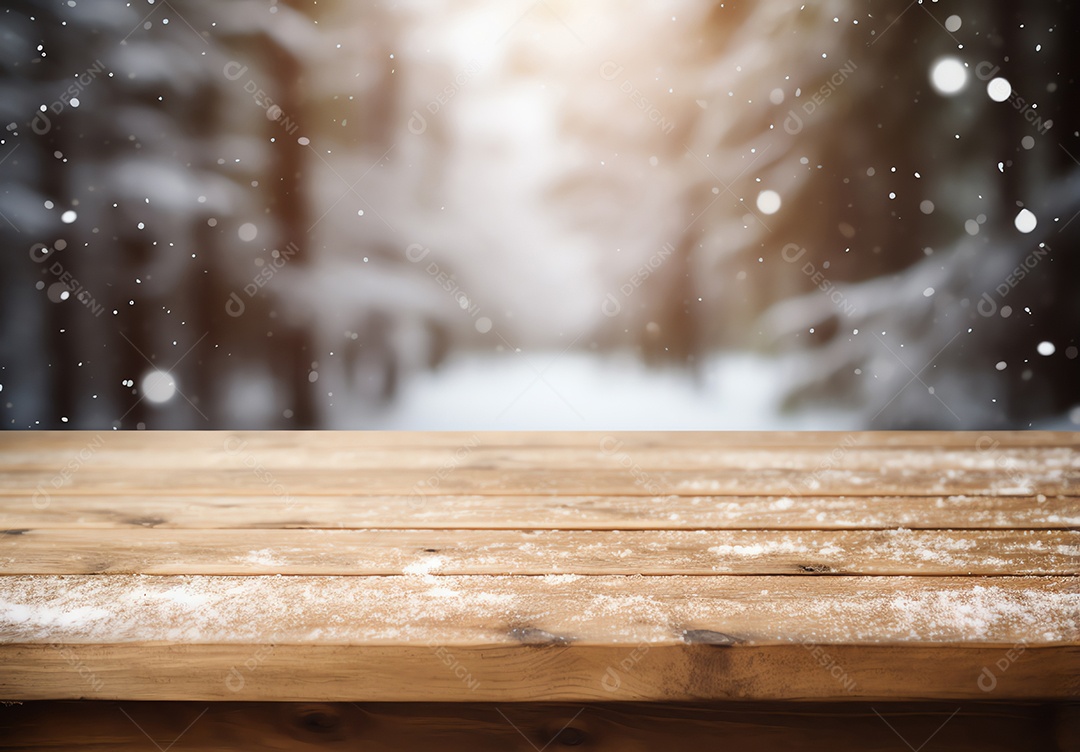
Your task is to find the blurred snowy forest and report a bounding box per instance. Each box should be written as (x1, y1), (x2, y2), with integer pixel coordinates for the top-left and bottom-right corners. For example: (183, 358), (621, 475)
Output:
(1, 0), (1078, 429)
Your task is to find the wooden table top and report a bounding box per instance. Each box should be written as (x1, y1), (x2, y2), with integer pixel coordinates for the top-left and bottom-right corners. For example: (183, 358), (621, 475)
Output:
(0, 431), (1077, 702)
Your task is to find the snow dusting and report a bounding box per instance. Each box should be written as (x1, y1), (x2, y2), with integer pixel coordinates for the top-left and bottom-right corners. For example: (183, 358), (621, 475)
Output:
(1, 575), (1076, 647)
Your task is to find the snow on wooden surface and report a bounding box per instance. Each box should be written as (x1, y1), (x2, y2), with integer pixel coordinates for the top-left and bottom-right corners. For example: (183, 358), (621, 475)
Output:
(1, 574), (1077, 646)
(0, 431), (1077, 701)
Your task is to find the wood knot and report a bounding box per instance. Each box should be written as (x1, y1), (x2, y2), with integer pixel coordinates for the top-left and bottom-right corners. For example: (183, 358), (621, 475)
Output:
(681, 629), (742, 646)
(300, 709), (339, 731)
(537, 718), (590, 747)
(127, 516), (166, 528)
(291, 703), (347, 741)
(509, 626), (572, 647)
(554, 726), (588, 746)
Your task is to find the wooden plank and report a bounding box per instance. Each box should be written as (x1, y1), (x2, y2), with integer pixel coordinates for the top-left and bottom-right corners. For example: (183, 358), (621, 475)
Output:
(1, 644), (1077, 702)
(2, 574), (1076, 647)
(1, 700), (1071, 751)
(4, 431), (1074, 497)
(3, 441), (1076, 473)
(1058, 704), (1080, 750)
(2, 430), (1076, 455)
(4, 494), (1077, 530)
(1, 431), (1076, 708)
(2, 528), (1077, 576)
(2, 466), (1075, 497)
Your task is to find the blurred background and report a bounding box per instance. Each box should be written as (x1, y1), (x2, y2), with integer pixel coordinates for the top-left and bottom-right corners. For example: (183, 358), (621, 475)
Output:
(1, 0), (1078, 430)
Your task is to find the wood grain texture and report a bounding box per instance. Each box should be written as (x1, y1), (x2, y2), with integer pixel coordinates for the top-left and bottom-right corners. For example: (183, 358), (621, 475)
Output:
(2, 427), (1071, 451)
(2, 430), (1076, 454)
(0, 431), (1077, 705)
(1, 644), (1078, 702)
(4, 494), (1078, 530)
(1, 431), (1076, 497)
(2, 528), (1077, 575)
(3, 700), (1075, 751)
(2, 574), (1077, 647)
(4, 440), (1077, 471)
(2, 466), (1075, 496)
